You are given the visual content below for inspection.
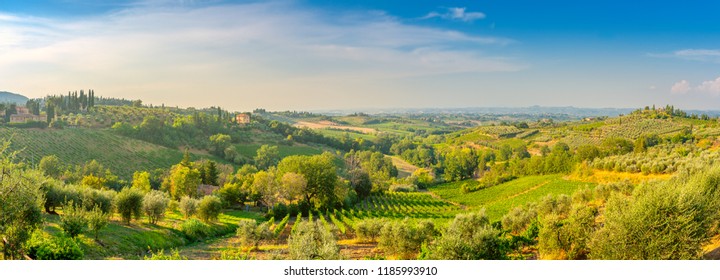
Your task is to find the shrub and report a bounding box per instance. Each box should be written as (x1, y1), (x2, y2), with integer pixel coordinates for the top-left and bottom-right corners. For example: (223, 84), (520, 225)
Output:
(270, 203), (288, 220)
(501, 206), (538, 235)
(197, 196), (223, 223)
(167, 199), (179, 213)
(114, 188), (144, 224)
(25, 232), (84, 260)
(144, 249), (187, 260)
(378, 219), (436, 258)
(180, 219), (210, 242)
(537, 194), (571, 216)
(236, 220), (273, 249)
(388, 184), (417, 192)
(179, 196), (199, 218)
(287, 221), (340, 260)
(588, 167), (720, 260)
(426, 210), (508, 260)
(81, 188), (115, 214)
(60, 203), (88, 238)
(86, 207), (109, 241)
(220, 249), (254, 260)
(354, 218), (385, 242)
(143, 190), (170, 224)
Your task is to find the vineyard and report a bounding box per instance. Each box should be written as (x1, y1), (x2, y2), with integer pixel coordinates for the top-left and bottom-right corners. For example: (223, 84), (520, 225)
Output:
(0, 127), (224, 178)
(355, 192), (462, 219)
(430, 175), (594, 220)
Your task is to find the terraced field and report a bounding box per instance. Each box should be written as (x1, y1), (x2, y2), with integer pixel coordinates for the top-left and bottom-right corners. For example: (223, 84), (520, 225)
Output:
(430, 175), (594, 220)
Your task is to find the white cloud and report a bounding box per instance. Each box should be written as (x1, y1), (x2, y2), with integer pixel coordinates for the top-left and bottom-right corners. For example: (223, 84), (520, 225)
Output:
(671, 80), (691, 94)
(0, 1), (522, 110)
(422, 7), (486, 22)
(697, 77), (720, 95)
(670, 77), (720, 96)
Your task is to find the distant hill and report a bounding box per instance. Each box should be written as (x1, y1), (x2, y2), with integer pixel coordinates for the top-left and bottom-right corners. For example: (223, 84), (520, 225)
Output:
(0, 91), (29, 104)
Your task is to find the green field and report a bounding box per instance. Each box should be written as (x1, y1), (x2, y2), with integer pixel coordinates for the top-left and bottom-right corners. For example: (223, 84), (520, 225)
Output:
(0, 127), (227, 179)
(430, 175), (594, 220)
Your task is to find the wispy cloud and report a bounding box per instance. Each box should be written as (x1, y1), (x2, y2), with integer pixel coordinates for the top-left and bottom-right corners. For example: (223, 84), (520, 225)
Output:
(421, 7), (486, 22)
(671, 77), (720, 96)
(651, 49), (720, 63)
(0, 1), (522, 110)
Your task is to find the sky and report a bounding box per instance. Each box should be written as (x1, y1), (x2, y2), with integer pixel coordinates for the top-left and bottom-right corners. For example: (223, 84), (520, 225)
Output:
(1, 0), (720, 111)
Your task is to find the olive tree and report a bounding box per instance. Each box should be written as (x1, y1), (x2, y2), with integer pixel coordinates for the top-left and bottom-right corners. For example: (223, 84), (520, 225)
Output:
(114, 188), (144, 224)
(288, 221), (340, 260)
(143, 190), (170, 224)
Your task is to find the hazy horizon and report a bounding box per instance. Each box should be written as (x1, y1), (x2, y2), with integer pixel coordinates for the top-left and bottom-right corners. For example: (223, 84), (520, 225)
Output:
(2, 1), (719, 111)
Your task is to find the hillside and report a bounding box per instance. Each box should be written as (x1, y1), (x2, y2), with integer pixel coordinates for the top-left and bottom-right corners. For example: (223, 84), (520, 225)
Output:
(0, 127), (228, 179)
(0, 91), (29, 104)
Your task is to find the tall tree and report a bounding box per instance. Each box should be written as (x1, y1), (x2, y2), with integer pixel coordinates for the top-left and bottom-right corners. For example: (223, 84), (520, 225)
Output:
(277, 152), (338, 209)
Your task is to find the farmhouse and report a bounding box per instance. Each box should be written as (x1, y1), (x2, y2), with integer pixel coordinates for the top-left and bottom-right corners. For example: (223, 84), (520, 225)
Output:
(236, 113), (251, 124)
(9, 106), (44, 123)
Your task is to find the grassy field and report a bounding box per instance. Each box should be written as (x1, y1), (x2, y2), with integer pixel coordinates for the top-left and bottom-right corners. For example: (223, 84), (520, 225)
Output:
(0, 127), (228, 179)
(40, 209), (265, 260)
(430, 175), (595, 220)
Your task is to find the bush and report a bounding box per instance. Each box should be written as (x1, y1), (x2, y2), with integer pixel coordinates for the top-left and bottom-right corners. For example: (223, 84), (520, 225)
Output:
(197, 195), (223, 223)
(179, 196), (199, 218)
(426, 210), (508, 260)
(60, 203), (88, 238)
(86, 207), (109, 241)
(236, 220), (273, 249)
(25, 232), (84, 260)
(378, 219), (436, 258)
(81, 188), (115, 214)
(269, 203), (288, 220)
(354, 218), (385, 242)
(501, 206), (538, 235)
(180, 219), (210, 242)
(143, 190), (170, 224)
(114, 188), (144, 224)
(537, 194), (571, 216)
(288, 221), (340, 260)
(144, 249), (187, 260)
(388, 184), (417, 192)
(588, 167), (720, 260)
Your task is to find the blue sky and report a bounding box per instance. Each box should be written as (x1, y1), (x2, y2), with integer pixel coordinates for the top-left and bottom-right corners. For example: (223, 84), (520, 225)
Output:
(1, 0), (719, 111)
